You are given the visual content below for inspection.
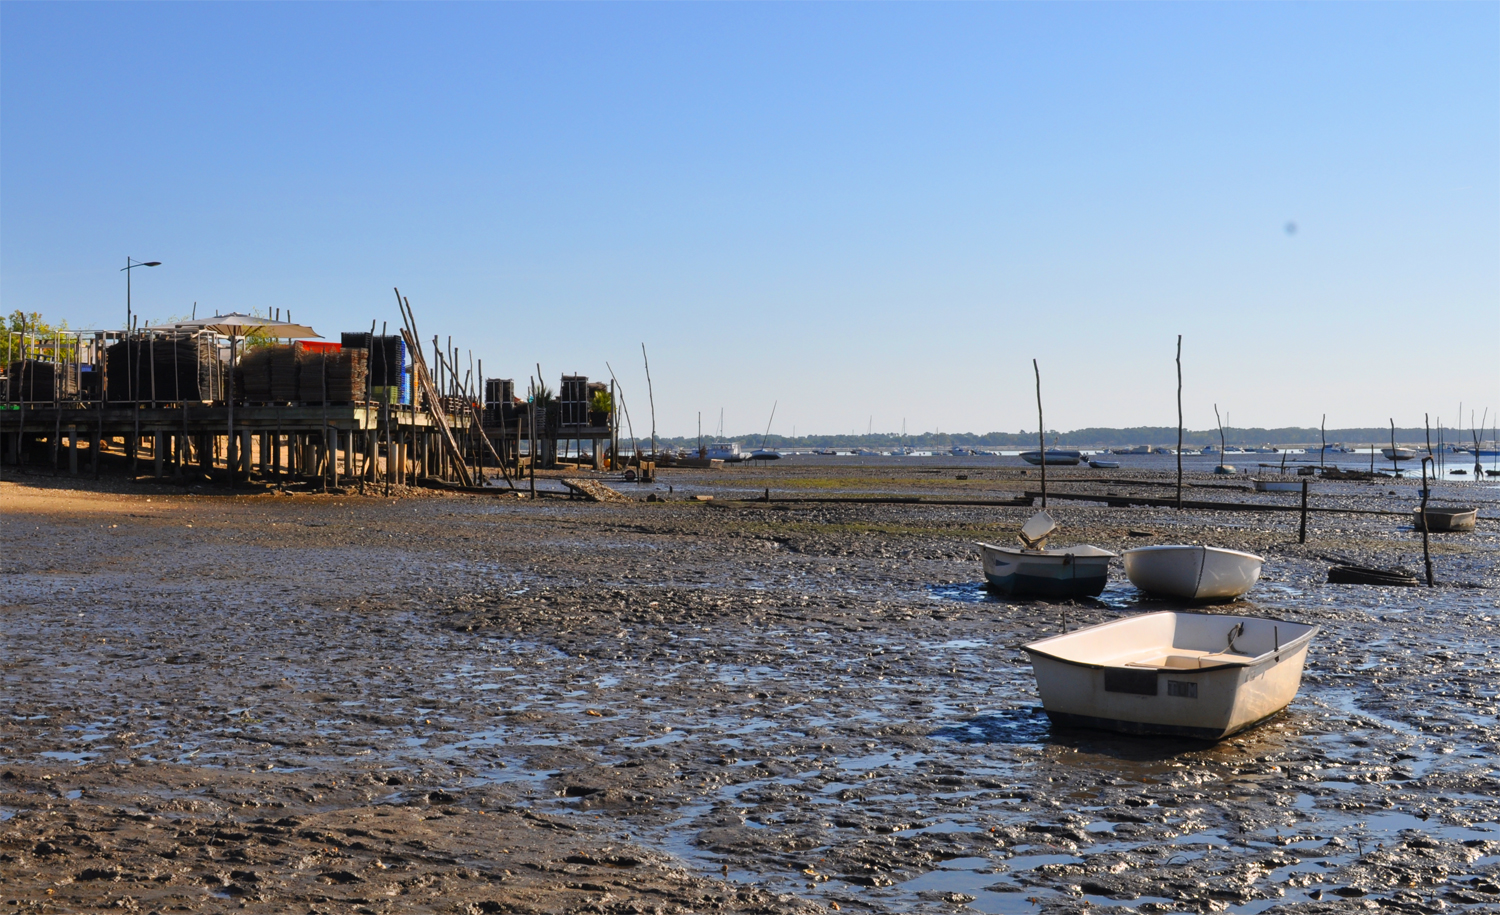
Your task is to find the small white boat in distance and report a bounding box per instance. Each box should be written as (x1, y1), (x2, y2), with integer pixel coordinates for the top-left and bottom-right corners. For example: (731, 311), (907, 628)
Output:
(705, 442), (748, 462)
(975, 511), (1115, 599)
(1020, 449), (1083, 466)
(1381, 447), (1417, 461)
(1123, 545), (1264, 601)
(1253, 479), (1305, 493)
(1413, 506), (1478, 532)
(1024, 611), (1320, 740)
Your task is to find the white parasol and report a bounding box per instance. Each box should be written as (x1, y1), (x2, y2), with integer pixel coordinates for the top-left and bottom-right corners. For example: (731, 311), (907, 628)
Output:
(150, 313), (321, 479)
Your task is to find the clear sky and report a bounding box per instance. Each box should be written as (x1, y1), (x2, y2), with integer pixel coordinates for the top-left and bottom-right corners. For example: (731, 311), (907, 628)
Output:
(3, 2), (1496, 438)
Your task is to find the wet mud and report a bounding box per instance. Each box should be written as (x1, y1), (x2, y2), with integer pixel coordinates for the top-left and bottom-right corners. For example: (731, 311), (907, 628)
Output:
(2, 462), (1498, 913)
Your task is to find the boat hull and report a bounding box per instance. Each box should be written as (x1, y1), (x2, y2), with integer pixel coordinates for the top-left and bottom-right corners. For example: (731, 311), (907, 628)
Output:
(1088, 460), (1121, 469)
(978, 543), (1112, 599)
(1025, 612), (1318, 740)
(1253, 479), (1304, 493)
(1413, 507), (1478, 532)
(1122, 545), (1263, 601)
(1019, 450), (1082, 466)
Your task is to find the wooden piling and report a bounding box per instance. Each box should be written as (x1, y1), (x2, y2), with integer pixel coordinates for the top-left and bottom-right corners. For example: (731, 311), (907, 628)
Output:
(1298, 479), (1308, 544)
(1033, 359), (1047, 509)
(1419, 457), (1434, 587)
(1175, 334), (1183, 509)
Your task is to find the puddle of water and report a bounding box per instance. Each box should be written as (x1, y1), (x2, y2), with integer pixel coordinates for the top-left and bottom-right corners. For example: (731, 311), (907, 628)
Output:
(931, 708), (1051, 746)
(1004, 853), (1083, 870)
(926, 582), (999, 604)
(37, 751), (93, 764)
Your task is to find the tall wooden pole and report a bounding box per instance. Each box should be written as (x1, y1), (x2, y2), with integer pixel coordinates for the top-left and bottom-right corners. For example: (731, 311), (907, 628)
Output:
(1420, 457), (1434, 587)
(1034, 358), (1046, 509)
(642, 343), (657, 462)
(1175, 334), (1183, 510)
(1424, 413), (1433, 499)
(1320, 414), (1326, 471)
(1390, 418), (1399, 476)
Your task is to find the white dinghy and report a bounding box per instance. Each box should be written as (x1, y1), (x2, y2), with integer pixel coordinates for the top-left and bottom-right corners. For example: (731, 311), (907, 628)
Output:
(1024, 611), (1319, 739)
(975, 511), (1114, 599)
(1122, 545), (1264, 601)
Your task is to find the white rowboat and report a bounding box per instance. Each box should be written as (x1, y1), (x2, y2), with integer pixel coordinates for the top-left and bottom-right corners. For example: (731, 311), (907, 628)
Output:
(1122, 545), (1264, 601)
(977, 542), (1114, 599)
(1024, 611), (1319, 740)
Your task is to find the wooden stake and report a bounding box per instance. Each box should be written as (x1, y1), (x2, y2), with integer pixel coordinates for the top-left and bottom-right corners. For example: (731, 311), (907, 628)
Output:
(1034, 358), (1046, 509)
(1320, 414), (1326, 471)
(1298, 479), (1308, 544)
(1419, 457), (1434, 587)
(1424, 413), (1432, 499)
(1390, 418), (1398, 477)
(1176, 335), (1183, 510)
(642, 343), (657, 461)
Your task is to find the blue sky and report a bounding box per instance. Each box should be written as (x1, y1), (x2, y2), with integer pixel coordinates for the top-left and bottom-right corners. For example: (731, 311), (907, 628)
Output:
(3, 2), (1496, 437)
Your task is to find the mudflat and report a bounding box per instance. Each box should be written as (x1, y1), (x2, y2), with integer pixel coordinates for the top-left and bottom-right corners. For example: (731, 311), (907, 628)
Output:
(3, 461), (1498, 914)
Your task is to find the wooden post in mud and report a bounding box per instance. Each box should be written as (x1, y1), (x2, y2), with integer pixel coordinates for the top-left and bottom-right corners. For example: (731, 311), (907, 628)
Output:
(1420, 457), (1434, 587)
(1033, 358), (1046, 509)
(1298, 479), (1308, 543)
(1320, 414), (1326, 471)
(1175, 334), (1183, 510)
(1424, 414), (1433, 499)
(642, 343), (657, 463)
(1390, 418), (1399, 477)
(383, 401), (392, 496)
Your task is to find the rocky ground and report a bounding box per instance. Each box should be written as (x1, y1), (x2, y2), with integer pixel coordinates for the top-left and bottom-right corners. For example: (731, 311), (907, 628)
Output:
(2, 458), (1498, 914)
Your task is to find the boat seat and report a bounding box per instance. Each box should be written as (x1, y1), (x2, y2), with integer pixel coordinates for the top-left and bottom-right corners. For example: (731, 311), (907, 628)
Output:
(1123, 649), (1255, 670)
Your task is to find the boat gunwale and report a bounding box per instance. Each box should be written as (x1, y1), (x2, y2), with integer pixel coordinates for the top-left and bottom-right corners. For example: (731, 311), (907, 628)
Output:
(1119, 544), (1265, 563)
(1022, 611), (1320, 674)
(975, 540), (1117, 559)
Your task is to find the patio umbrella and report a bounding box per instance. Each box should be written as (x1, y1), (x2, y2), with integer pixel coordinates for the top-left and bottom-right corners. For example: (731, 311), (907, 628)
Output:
(150, 314), (321, 479)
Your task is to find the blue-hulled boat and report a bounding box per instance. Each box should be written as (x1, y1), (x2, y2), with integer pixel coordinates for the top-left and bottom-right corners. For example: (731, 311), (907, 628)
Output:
(975, 511), (1114, 599)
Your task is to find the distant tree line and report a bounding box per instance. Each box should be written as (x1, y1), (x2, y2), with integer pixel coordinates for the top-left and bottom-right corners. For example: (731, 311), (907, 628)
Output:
(633, 425), (1459, 451)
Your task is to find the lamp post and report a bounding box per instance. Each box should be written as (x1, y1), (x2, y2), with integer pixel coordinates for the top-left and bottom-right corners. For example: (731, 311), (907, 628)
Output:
(122, 258), (161, 332)
(121, 258), (160, 474)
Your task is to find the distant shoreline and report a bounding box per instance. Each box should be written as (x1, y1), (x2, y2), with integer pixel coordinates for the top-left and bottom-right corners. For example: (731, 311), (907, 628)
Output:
(642, 425), (1495, 451)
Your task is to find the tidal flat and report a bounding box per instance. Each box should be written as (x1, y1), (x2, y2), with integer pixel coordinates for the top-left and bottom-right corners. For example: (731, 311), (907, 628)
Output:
(2, 461), (1498, 914)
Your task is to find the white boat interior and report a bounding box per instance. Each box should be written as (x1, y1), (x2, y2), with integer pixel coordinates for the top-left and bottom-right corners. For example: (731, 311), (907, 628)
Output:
(1025, 612), (1320, 739)
(1030, 612), (1313, 672)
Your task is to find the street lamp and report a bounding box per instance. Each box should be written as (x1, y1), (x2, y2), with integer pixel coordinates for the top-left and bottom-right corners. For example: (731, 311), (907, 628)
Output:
(122, 258), (162, 331)
(120, 258), (160, 474)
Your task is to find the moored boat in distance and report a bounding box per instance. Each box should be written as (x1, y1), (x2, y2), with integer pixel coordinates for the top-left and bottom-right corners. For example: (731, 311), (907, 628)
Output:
(1023, 611), (1320, 740)
(705, 442), (748, 462)
(1413, 506), (1477, 532)
(1253, 479), (1305, 493)
(1123, 545), (1264, 601)
(1088, 458), (1121, 469)
(1382, 447), (1417, 461)
(1020, 449), (1083, 466)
